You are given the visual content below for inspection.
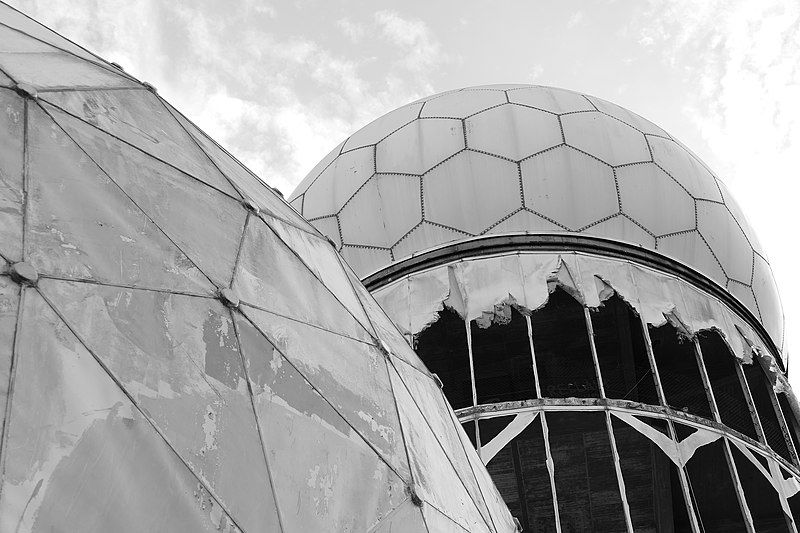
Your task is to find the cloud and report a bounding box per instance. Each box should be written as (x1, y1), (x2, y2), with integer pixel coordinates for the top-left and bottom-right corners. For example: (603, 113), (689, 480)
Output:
(374, 10), (446, 74)
(336, 17), (365, 43)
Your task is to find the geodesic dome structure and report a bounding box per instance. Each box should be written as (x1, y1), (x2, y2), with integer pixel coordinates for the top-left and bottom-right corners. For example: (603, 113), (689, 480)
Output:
(289, 85), (783, 355)
(0, 5), (516, 532)
(292, 86), (800, 532)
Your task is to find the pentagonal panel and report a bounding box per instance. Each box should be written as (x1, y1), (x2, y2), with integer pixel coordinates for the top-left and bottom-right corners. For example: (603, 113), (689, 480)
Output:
(657, 230), (727, 287)
(752, 254), (783, 348)
(648, 136), (724, 202)
(521, 146), (617, 230)
(340, 246), (393, 277)
(562, 112), (650, 166)
(584, 95), (669, 137)
(340, 174), (421, 247)
(421, 89), (506, 119)
(466, 104), (561, 160)
(582, 215), (656, 248)
(507, 86), (595, 114)
(303, 146), (374, 217)
(392, 222), (468, 262)
(310, 215), (341, 249)
(424, 151), (520, 235)
(617, 162), (695, 236)
(343, 102), (424, 152)
(376, 118), (464, 175)
(697, 201), (753, 283)
(485, 209), (566, 235)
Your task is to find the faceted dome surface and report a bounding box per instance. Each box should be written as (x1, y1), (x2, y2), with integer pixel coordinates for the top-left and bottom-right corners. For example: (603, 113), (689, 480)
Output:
(290, 84), (784, 352)
(0, 5), (515, 532)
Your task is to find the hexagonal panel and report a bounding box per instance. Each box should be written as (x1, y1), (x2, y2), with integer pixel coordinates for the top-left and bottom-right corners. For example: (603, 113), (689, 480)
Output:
(584, 95), (669, 137)
(420, 89), (506, 119)
(697, 200), (754, 283)
(648, 136), (724, 202)
(340, 245), (393, 278)
(656, 230), (726, 287)
(376, 119), (464, 175)
(521, 146), (617, 230)
(616, 162), (695, 236)
(302, 146), (374, 218)
(343, 102), (424, 152)
(562, 112), (650, 166)
(507, 86), (595, 114)
(485, 209), (566, 235)
(424, 151), (520, 235)
(716, 178), (764, 256)
(752, 254), (783, 348)
(466, 105), (562, 161)
(309, 215), (341, 249)
(581, 215), (656, 248)
(391, 222), (468, 262)
(339, 174), (421, 248)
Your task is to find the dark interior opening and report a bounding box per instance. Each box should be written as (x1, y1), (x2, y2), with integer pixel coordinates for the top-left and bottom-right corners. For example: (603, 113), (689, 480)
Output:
(531, 287), (599, 398)
(590, 294), (658, 404)
(547, 411), (627, 532)
(682, 434), (747, 531)
(611, 416), (693, 532)
(698, 329), (758, 440)
(777, 393), (800, 463)
(731, 444), (792, 532)
(482, 415), (557, 532)
(648, 323), (713, 419)
(413, 307), (473, 409)
(470, 306), (537, 404)
(461, 420), (477, 449)
(743, 361), (793, 463)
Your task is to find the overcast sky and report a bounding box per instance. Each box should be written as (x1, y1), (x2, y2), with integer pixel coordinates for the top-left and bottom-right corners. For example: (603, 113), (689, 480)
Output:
(11, 0), (800, 383)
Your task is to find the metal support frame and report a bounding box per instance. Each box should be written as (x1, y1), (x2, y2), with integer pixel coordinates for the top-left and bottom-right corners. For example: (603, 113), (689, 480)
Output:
(769, 384), (800, 467)
(584, 307), (634, 533)
(464, 317), (480, 450)
(736, 361), (767, 445)
(693, 338), (755, 532)
(526, 315), (562, 533)
(639, 314), (702, 533)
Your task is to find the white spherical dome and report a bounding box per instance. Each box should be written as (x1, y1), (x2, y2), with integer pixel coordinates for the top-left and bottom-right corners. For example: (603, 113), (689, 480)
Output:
(289, 85), (784, 352)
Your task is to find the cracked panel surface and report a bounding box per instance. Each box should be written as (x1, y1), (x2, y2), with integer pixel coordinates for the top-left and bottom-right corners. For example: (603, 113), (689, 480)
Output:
(291, 84), (783, 354)
(0, 9), (515, 532)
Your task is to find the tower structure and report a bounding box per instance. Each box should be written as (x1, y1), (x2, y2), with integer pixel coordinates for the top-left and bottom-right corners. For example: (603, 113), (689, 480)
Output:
(291, 85), (800, 532)
(0, 6), (516, 532)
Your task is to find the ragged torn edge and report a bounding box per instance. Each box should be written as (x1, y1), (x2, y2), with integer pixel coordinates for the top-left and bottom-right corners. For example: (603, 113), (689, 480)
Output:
(372, 251), (800, 420)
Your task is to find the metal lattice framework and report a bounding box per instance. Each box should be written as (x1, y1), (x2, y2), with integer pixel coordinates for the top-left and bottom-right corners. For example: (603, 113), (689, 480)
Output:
(289, 85), (784, 355)
(0, 4), (516, 532)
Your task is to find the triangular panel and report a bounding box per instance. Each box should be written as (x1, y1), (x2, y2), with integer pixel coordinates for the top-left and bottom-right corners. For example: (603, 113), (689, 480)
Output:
(369, 499), (428, 533)
(47, 103), (246, 287)
(233, 215), (372, 343)
(240, 304), (410, 480)
(25, 103), (213, 293)
(42, 90), (238, 196)
(266, 216), (374, 335)
(39, 279), (282, 532)
(387, 363), (492, 532)
(235, 314), (408, 531)
(0, 289), (238, 532)
(165, 102), (317, 232)
(0, 88), (23, 262)
(0, 49), (137, 90)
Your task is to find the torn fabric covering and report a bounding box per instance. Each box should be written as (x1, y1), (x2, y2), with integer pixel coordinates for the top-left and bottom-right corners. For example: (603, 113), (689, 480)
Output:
(374, 250), (776, 379)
